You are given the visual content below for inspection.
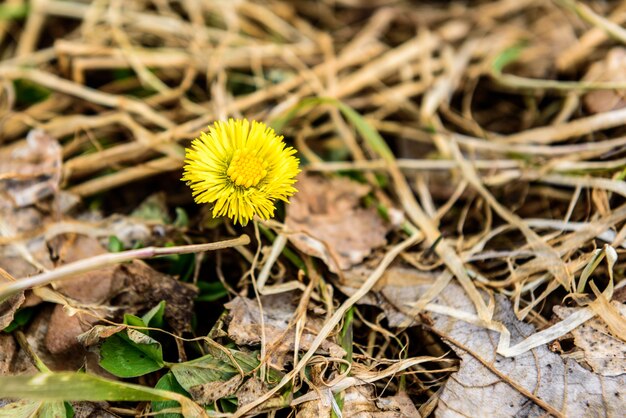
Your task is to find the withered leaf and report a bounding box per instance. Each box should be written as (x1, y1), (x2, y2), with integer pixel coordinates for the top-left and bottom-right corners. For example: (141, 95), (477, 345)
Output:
(225, 292), (345, 369)
(285, 173), (389, 273)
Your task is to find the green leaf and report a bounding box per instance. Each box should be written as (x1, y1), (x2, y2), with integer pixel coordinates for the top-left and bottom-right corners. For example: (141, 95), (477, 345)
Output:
(99, 329), (164, 377)
(0, 3), (28, 20)
(142, 301), (166, 328)
(491, 43), (527, 74)
(173, 207), (189, 228)
(170, 353), (240, 392)
(196, 281), (228, 302)
(0, 372), (206, 417)
(124, 314), (147, 328)
(13, 79), (51, 106)
(170, 349), (281, 396)
(3, 307), (35, 333)
(152, 372), (189, 418)
(107, 235), (124, 252)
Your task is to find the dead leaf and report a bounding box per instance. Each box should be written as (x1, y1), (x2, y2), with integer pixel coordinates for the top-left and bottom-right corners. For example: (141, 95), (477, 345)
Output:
(235, 377), (269, 407)
(76, 325), (127, 347)
(0, 270), (25, 331)
(285, 173), (389, 272)
(0, 130), (61, 208)
(110, 260), (198, 333)
(0, 334), (16, 375)
(298, 386), (418, 418)
(43, 235), (118, 355)
(584, 48), (626, 114)
(11, 306), (86, 374)
(554, 303), (626, 377)
(431, 284), (626, 418)
(70, 401), (116, 418)
(375, 392), (421, 417)
(188, 374), (244, 404)
(225, 292), (346, 369)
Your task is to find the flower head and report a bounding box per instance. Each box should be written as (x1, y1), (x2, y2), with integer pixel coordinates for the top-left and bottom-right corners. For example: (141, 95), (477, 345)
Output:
(182, 119), (300, 225)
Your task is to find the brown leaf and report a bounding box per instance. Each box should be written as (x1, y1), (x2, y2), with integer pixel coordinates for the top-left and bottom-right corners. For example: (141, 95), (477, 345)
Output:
(0, 334), (17, 375)
(235, 377), (268, 408)
(188, 374), (243, 404)
(45, 307), (100, 355)
(285, 174), (389, 272)
(225, 292), (346, 369)
(110, 260), (198, 333)
(76, 325), (127, 347)
(11, 306), (86, 373)
(553, 303), (626, 377)
(0, 270), (25, 331)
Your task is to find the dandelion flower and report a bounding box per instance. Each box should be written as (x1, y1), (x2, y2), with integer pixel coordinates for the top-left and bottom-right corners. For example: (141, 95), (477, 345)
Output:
(182, 119), (300, 225)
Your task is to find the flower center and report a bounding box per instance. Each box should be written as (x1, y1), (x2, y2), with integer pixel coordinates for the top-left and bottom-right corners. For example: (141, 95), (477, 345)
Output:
(227, 149), (268, 188)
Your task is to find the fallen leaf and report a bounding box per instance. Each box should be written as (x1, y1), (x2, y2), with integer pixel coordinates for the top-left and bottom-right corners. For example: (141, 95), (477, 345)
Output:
(0, 270), (25, 331)
(225, 292), (346, 369)
(431, 284), (626, 418)
(285, 173), (389, 272)
(187, 374), (244, 405)
(70, 401), (115, 418)
(235, 377), (267, 408)
(0, 130), (61, 208)
(11, 306), (86, 374)
(110, 260), (198, 333)
(553, 303), (626, 376)
(0, 334), (16, 375)
(298, 386), (418, 417)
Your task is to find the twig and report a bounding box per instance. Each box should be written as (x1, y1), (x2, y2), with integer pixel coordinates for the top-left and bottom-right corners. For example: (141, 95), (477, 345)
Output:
(0, 235), (250, 301)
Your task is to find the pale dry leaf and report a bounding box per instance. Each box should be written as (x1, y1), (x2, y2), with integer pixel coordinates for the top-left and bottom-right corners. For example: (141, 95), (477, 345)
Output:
(432, 284), (626, 418)
(554, 303), (626, 377)
(285, 173), (389, 273)
(298, 385), (418, 418)
(0, 130), (62, 208)
(584, 48), (626, 114)
(225, 292), (346, 369)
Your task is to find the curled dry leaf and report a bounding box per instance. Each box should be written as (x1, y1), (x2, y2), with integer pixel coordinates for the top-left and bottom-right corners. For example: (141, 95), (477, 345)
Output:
(553, 303), (626, 377)
(225, 292), (346, 369)
(0, 130), (61, 208)
(285, 173), (389, 273)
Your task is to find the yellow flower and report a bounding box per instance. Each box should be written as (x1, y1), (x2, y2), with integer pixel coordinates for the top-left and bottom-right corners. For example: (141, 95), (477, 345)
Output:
(182, 119), (300, 225)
